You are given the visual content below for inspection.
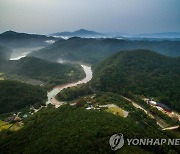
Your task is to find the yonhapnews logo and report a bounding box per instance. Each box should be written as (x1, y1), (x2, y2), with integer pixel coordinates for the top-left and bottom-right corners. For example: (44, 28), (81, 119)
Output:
(109, 133), (124, 151)
(109, 133), (180, 151)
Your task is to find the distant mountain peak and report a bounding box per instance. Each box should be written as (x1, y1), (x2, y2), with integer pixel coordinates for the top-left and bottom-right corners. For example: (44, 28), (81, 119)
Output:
(6, 30), (15, 33)
(74, 29), (100, 35)
(50, 29), (103, 37)
(74, 29), (94, 33)
(76, 29), (88, 32)
(1, 30), (17, 35)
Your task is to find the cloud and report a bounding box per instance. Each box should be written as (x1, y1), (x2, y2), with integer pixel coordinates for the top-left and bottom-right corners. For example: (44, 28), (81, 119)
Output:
(0, 0), (180, 34)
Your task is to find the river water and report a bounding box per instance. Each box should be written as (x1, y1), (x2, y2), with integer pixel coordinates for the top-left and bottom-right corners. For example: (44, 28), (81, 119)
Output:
(9, 50), (93, 108)
(46, 65), (93, 107)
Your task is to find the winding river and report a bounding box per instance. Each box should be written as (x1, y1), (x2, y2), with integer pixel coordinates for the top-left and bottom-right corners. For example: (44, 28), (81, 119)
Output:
(46, 65), (93, 108)
(10, 51), (93, 108)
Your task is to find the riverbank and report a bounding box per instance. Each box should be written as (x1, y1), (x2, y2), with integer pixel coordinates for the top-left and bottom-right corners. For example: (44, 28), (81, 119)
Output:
(46, 65), (92, 108)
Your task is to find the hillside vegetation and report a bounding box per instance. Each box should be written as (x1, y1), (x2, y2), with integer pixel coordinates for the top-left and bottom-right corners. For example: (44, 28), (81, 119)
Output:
(92, 50), (180, 112)
(0, 57), (85, 86)
(0, 80), (47, 114)
(0, 105), (179, 153)
(57, 84), (93, 101)
(29, 37), (180, 63)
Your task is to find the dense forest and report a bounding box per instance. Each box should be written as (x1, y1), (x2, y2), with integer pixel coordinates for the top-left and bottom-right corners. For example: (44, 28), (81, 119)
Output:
(91, 50), (180, 112)
(29, 37), (180, 63)
(0, 80), (47, 114)
(0, 45), (11, 60)
(0, 37), (179, 153)
(0, 57), (85, 86)
(57, 83), (93, 101)
(0, 105), (179, 154)
(0, 2), (180, 153)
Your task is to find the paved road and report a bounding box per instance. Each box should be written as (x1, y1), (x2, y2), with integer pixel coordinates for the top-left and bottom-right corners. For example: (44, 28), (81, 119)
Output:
(121, 96), (166, 128)
(162, 125), (179, 130)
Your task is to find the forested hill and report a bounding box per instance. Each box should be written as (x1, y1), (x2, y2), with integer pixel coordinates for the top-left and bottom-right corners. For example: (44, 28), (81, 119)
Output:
(0, 80), (47, 114)
(0, 57), (85, 85)
(92, 50), (180, 112)
(0, 105), (179, 153)
(0, 31), (58, 48)
(0, 45), (12, 60)
(29, 37), (180, 64)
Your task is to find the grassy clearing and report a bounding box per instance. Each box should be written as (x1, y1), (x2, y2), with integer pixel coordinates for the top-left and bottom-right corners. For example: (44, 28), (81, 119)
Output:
(0, 120), (23, 131)
(0, 120), (12, 131)
(0, 120), (7, 126)
(0, 73), (4, 80)
(9, 122), (23, 131)
(106, 107), (124, 117)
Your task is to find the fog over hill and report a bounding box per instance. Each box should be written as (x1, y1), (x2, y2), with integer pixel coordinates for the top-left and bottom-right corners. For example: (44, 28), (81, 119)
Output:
(29, 37), (180, 64)
(0, 31), (59, 48)
(0, 57), (85, 86)
(0, 45), (12, 60)
(50, 29), (104, 39)
(50, 29), (180, 39)
(134, 32), (180, 39)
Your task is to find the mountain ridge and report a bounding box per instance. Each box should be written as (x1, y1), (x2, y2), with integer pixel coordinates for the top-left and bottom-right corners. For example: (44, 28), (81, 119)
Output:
(28, 37), (180, 64)
(0, 30), (59, 48)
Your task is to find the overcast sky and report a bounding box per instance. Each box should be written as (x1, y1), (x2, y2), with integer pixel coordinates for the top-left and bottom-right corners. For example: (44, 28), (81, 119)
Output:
(0, 0), (180, 34)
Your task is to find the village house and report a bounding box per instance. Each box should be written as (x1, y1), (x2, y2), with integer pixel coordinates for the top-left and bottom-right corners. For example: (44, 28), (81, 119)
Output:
(143, 98), (172, 113)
